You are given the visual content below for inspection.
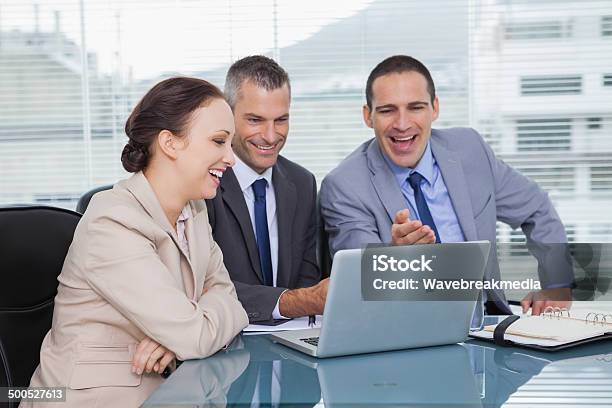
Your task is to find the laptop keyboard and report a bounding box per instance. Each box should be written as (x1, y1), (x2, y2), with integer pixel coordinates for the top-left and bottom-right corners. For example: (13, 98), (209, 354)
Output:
(300, 337), (319, 347)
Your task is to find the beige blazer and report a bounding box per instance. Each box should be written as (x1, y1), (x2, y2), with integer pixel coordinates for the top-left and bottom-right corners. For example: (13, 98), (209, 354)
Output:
(23, 172), (248, 408)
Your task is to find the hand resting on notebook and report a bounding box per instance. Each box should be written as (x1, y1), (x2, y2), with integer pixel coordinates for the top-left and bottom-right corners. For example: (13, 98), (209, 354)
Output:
(520, 287), (572, 315)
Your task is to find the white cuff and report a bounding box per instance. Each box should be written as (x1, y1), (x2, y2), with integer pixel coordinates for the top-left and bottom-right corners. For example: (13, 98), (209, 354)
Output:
(272, 289), (290, 320)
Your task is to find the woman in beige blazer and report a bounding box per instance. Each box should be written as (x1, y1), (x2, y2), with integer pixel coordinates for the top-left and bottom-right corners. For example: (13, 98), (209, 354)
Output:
(23, 77), (248, 407)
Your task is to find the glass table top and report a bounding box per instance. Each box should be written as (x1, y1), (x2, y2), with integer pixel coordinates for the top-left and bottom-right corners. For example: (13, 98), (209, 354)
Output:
(143, 327), (612, 407)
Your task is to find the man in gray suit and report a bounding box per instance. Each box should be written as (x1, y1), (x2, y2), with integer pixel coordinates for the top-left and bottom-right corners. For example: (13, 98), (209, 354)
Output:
(206, 56), (328, 323)
(319, 55), (571, 317)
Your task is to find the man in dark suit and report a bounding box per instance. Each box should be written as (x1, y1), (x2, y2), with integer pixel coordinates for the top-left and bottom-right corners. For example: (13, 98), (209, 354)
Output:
(206, 55), (327, 323)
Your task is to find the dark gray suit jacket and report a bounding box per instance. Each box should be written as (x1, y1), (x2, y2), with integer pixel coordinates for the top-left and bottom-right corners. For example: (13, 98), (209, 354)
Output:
(206, 155), (321, 322)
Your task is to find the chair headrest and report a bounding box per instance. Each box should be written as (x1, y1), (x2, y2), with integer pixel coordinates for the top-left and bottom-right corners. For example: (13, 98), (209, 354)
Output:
(0, 206), (81, 309)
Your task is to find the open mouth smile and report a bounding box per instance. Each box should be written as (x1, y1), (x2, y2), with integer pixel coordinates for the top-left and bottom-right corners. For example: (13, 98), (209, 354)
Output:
(249, 141), (279, 153)
(208, 168), (225, 185)
(389, 135), (416, 143)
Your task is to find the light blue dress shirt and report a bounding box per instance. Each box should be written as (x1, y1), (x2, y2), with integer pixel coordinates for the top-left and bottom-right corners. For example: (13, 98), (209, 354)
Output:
(382, 141), (466, 243)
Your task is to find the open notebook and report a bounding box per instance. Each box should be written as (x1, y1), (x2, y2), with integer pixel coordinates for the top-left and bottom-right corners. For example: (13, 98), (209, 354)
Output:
(470, 309), (612, 350)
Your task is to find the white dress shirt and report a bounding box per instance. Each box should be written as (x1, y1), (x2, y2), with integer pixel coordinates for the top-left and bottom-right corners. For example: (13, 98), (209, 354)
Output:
(175, 205), (191, 259)
(232, 155), (287, 319)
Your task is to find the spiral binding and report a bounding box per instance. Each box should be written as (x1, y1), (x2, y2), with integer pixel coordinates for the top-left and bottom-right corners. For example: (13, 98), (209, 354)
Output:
(584, 312), (612, 325)
(542, 306), (570, 319)
(541, 307), (612, 325)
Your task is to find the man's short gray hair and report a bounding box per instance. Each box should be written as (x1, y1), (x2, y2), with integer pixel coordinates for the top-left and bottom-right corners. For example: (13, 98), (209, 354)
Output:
(224, 55), (291, 109)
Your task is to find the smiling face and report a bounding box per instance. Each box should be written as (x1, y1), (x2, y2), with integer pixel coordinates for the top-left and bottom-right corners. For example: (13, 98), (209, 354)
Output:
(175, 98), (236, 200)
(231, 80), (290, 174)
(363, 71), (439, 168)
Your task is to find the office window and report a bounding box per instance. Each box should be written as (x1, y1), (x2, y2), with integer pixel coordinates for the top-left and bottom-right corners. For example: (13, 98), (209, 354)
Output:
(1, 0), (611, 268)
(517, 166), (574, 193)
(34, 193), (80, 206)
(589, 224), (612, 241)
(504, 21), (566, 40)
(591, 166), (612, 191)
(516, 118), (571, 152)
(478, 119), (501, 151)
(508, 229), (528, 255)
(602, 16), (612, 36)
(587, 117), (602, 130)
(565, 225), (576, 243)
(520, 75), (581, 96)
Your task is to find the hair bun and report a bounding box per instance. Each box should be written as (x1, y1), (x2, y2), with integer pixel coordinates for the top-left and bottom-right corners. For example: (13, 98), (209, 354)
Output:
(121, 77), (224, 173)
(121, 142), (148, 172)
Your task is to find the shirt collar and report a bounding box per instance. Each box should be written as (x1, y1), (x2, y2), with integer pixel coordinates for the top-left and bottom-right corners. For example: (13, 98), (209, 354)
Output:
(382, 140), (435, 186)
(177, 205), (191, 223)
(232, 154), (274, 193)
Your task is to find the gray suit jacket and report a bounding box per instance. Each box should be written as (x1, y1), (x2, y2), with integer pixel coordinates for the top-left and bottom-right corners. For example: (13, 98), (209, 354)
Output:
(206, 156), (321, 323)
(320, 128), (569, 310)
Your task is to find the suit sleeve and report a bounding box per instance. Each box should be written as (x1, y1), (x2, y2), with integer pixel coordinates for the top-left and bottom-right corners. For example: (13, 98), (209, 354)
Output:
(296, 173), (322, 287)
(476, 131), (565, 241)
(476, 131), (573, 287)
(319, 172), (384, 256)
(84, 208), (248, 361)
(232, 281), (286, 322)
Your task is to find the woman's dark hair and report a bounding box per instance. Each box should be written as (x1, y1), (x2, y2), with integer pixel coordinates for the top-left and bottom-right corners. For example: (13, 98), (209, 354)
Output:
(121, 76), (224, 172)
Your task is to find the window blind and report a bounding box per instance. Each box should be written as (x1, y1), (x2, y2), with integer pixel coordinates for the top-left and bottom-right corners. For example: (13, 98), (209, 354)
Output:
(1, 1), (611, 293)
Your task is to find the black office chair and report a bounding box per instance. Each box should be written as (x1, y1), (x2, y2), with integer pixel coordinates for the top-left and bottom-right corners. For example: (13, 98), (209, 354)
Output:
(0, 337), (16, 408)
(76, 184), (112, 214)
(0, 206), (81, 389)
(0, 337), (10, 387)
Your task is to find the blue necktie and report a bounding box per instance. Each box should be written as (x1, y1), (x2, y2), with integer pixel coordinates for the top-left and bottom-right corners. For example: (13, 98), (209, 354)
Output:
(408, 172), (441, 243)
(252, 179), (273, 286)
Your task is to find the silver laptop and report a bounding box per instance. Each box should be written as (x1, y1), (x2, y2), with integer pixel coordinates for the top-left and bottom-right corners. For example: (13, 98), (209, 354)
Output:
(270, 241), (491, 358)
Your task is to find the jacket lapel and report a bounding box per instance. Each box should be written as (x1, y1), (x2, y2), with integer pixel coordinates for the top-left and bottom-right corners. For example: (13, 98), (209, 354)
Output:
(220, 168), (264, 283)
(273, 161), (296, 288)
(366, 140), (409, 223)
(430, 133), (478, 241)
(121, 171), (197, 299)
(186, 201), (210, 300)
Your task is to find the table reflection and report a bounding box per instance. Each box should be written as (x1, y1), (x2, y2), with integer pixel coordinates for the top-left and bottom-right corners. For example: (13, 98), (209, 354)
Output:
(143, 334), (612, 407)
